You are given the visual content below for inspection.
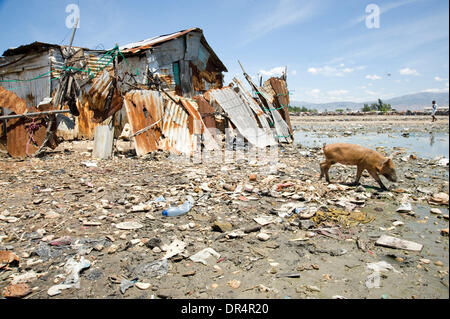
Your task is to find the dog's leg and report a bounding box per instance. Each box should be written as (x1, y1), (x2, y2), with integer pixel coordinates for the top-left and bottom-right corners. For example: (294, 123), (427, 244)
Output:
(319, 162), (325, 180)
(368, 169), (387, 190)
(320, 161), (332, 183)
(350, 165), (364, 186)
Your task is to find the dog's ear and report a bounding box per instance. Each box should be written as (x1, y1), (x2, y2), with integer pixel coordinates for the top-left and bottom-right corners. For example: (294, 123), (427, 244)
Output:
(385, 158), (394, 169)
(377, 158), (391, 172)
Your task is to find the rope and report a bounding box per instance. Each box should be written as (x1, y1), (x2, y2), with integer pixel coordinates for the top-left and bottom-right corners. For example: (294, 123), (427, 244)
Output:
(0, 71), (53, 83)
(25, 118), (42, 155)
(263, 104), (290, 112)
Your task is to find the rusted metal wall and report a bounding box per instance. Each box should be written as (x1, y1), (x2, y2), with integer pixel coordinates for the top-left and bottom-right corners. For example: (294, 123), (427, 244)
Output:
(193, 95), (217, 135)
(6, 114), (48, 157)
(159, 100), (192, 155)
(75, 100), (98, 139)
(0, 86), (28, 115)
(123, 90), (164, 156)
(180, 98), (219, 151)
(123, 90), (218, 156)
(0, 87), (57, 157)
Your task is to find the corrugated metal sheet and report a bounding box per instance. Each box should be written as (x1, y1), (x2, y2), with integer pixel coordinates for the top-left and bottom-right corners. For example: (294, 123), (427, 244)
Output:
(120, 28), (199, 54)
(1, 29), (228, 152)
(75, 100), (98, 139)
(123, 90), (164, 156)
(0, 87), (56, 157)
(185, 32), (202, 61)
(85, 51), (114, 77)
(0, 52), (51, 108)
(87, 69), (114, 111)
(239, 73), (292, 144)
(121, 28), (227, 73)
(0, 86), (28, 115)
(208, 87), (277, 148)
(254, 86), (292, 143)
(160, 100), (193, 155)
(180, 98), (219, 151)
(233, 77), (274, 136)
(6, 115), (48, 157)
(266, 77), (294, 137)
(123, 90), (217, 156)
(193, 95), (216, 134)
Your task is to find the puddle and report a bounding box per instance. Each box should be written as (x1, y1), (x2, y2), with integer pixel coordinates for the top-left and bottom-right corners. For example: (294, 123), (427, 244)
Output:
(294, 131), (449, 159)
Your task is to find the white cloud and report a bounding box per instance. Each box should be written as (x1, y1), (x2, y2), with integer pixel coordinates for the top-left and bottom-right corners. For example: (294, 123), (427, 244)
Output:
(434, 76), (448, 82)
(328, 90), (349, 95)
(399, 68), (420, 76)
(422, 88), (448, 93)
(259, 66), (286, 77)
(422, 83), (449, 93)
(306, 89), (321, 97)
(307, 65), (356, 77)
(307, 67), (319, 75)
(291, 70), (297, 76)
(366, 74), (382, 80)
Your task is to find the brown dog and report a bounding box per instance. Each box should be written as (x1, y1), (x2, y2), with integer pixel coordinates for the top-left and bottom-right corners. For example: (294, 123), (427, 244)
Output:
(319, 143), (397, 190)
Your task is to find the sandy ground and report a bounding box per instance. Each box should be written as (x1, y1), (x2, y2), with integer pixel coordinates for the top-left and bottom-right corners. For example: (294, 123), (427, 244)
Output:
(0, 115), (448, 299)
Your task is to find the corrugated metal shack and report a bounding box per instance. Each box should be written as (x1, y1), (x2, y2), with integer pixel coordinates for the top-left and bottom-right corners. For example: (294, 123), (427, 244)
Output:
(0, 28), (294, 158)
(0, 42), (115, 156)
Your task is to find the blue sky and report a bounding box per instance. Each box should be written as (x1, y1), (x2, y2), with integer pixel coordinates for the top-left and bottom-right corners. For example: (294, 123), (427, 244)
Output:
(0, 0), (448, 103)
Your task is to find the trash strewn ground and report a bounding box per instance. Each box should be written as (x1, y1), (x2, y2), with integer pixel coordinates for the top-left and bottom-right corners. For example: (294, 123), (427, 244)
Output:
(0, 115), (448, 299)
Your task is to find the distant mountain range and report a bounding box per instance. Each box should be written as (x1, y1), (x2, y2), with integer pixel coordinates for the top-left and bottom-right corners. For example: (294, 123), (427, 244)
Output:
(292, 92), (449, 111)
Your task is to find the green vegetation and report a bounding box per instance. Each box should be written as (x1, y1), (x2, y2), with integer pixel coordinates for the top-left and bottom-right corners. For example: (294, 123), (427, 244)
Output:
(288, 106), (318, 113)
(362, 99), (392, 112)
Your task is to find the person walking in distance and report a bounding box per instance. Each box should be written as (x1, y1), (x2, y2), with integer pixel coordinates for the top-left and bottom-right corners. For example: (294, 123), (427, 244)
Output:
(431, 100), (437, 123)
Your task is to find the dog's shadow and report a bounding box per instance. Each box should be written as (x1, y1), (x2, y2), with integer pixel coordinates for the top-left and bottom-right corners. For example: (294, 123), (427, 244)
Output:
(338, 182), (387, 192)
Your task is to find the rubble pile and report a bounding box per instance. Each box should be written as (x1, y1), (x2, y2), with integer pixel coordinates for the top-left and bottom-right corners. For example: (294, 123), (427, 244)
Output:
(0, 117), (448, 299)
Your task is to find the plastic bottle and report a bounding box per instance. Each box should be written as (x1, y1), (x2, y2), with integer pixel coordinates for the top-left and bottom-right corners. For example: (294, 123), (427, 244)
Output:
(162, 196), (194, 217)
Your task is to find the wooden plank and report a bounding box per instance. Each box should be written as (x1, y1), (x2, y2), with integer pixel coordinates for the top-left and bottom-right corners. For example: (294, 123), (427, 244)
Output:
(0, 110), (70, 120)
(375, 235), (423, 251)
(179, 60), (194, 98)
(268, 77), (294, 138)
